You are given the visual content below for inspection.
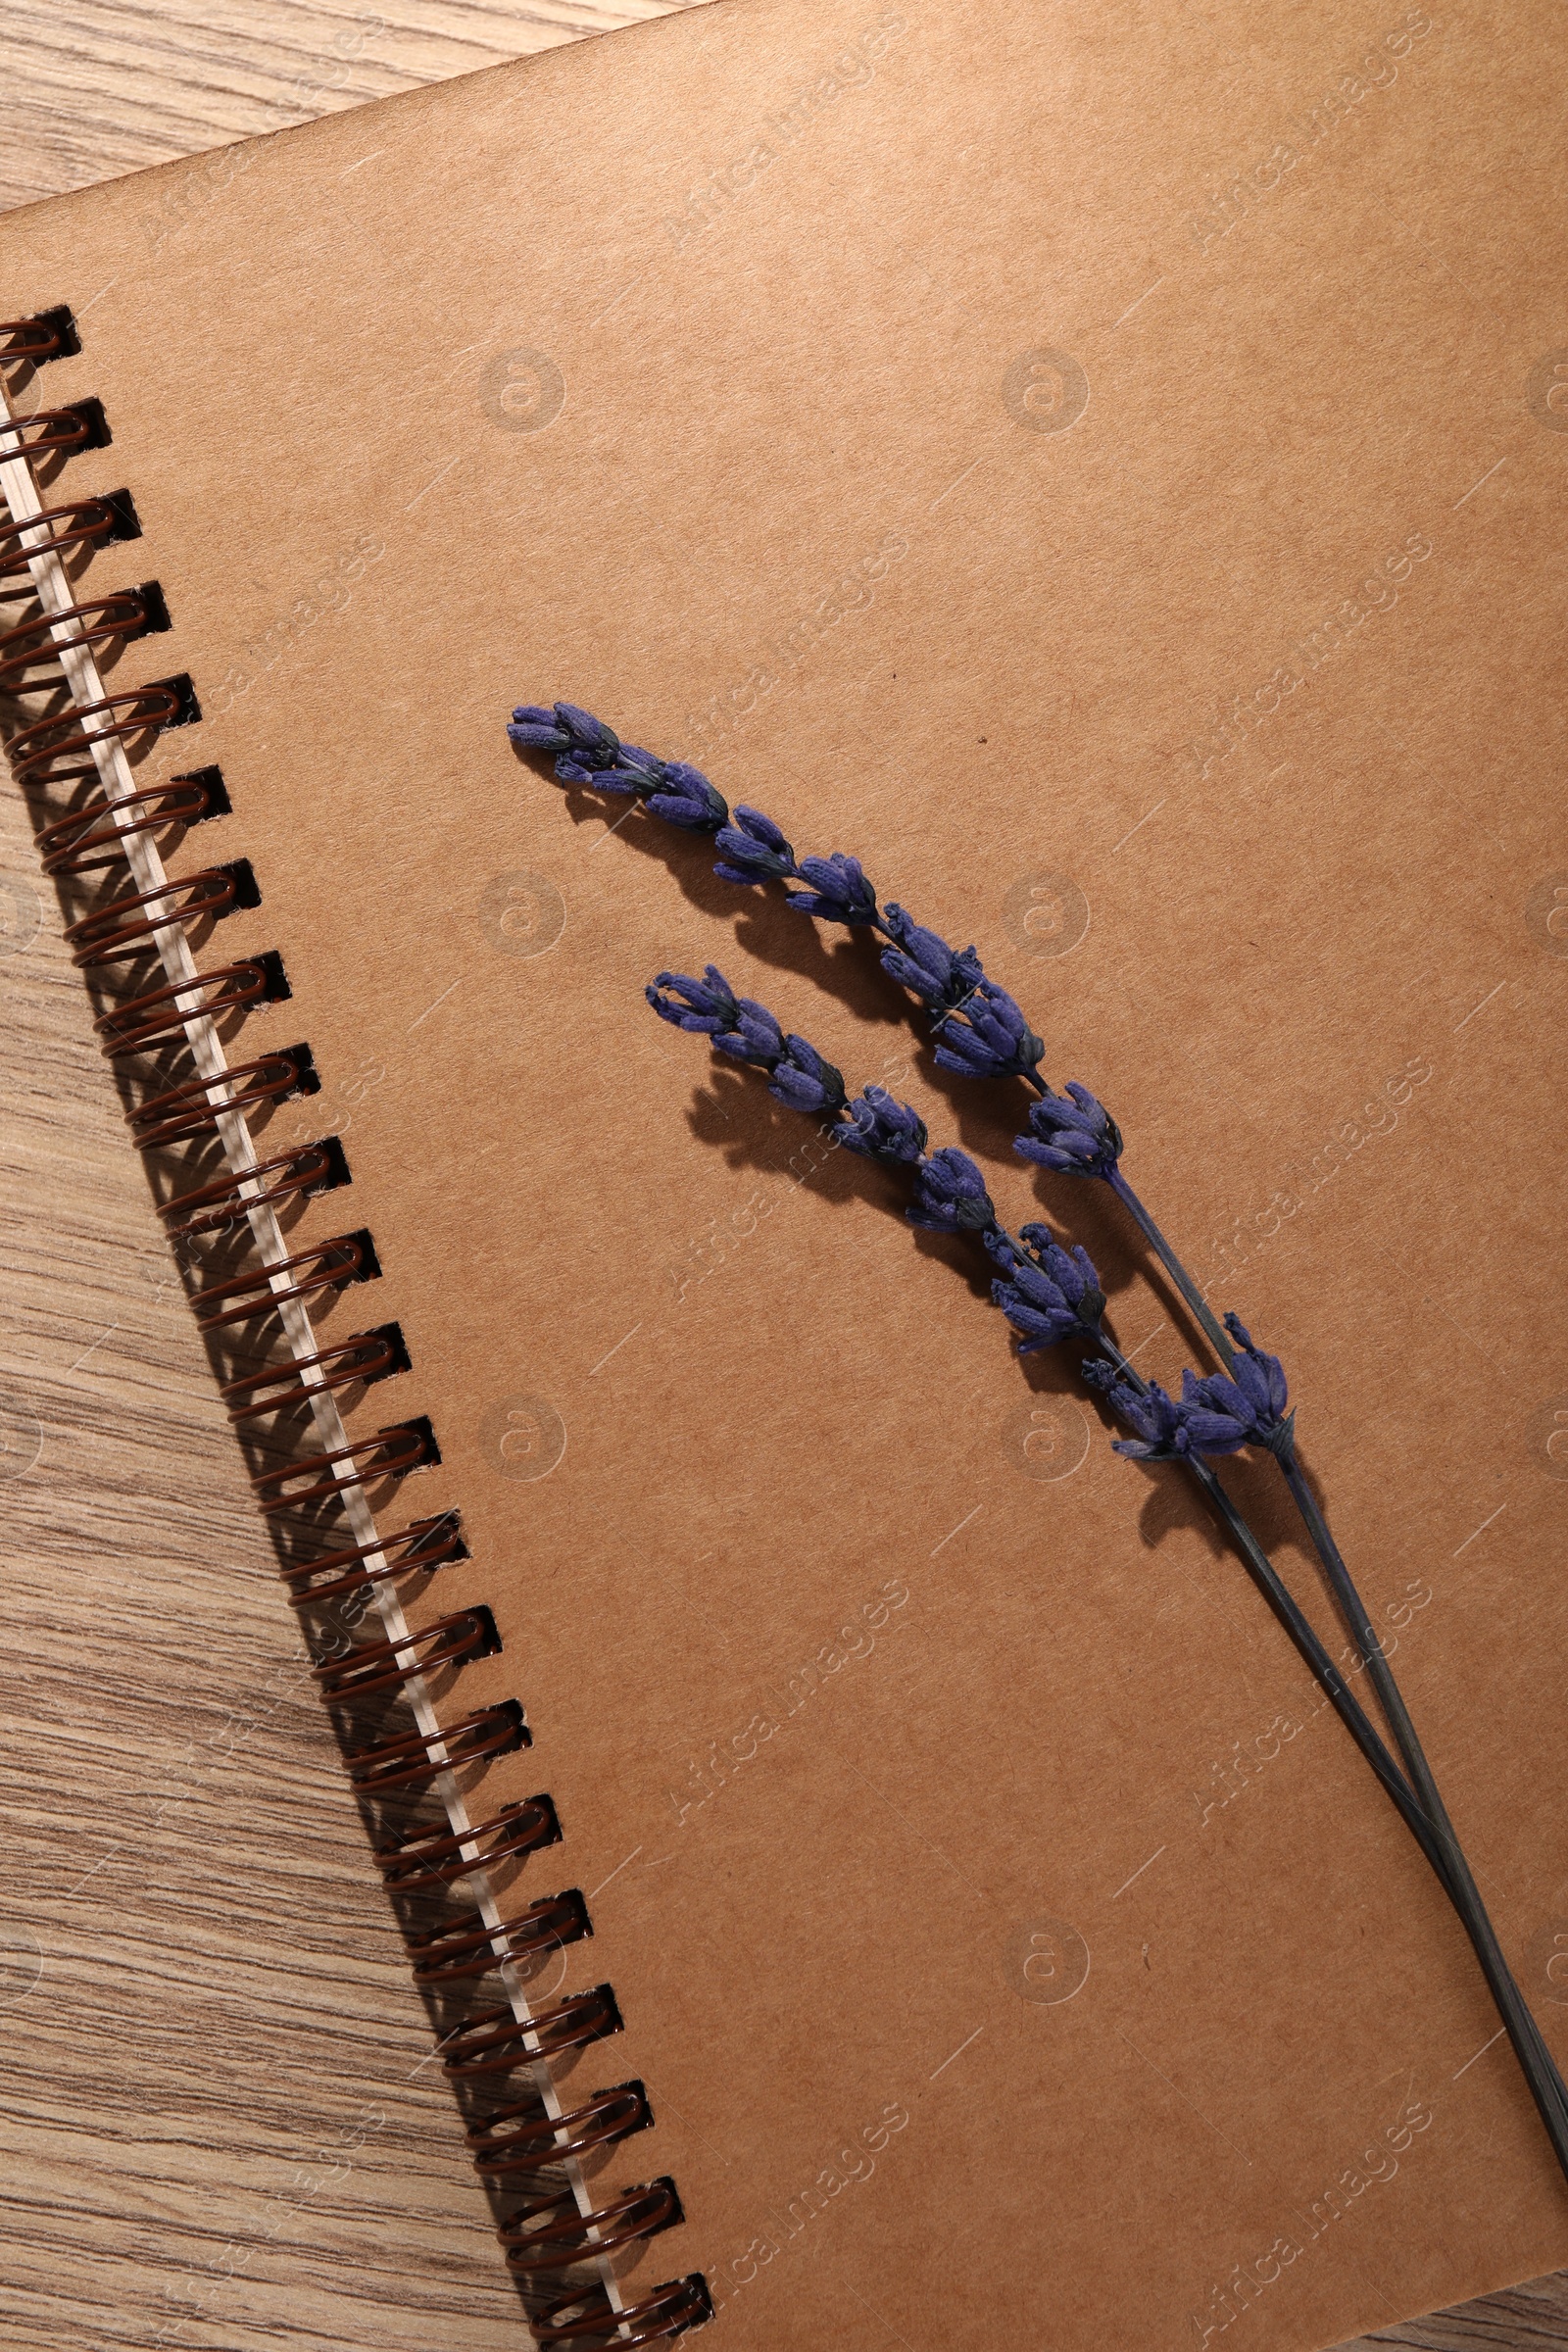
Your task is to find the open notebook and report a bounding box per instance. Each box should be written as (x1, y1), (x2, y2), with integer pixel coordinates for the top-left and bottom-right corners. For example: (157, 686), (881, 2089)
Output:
(2, 0), (1566, 2340)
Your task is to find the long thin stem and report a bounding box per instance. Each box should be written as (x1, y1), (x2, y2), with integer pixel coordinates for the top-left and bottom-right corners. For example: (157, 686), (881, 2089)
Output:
(1088, 1165), (1568, 2158)
(1279, 1452), (1568, 2145)
(1104, 1164), (1237, 1371)
(1094, 1337), (1568, 2174)
(1084, 1147), (1568, 2140)
(1091, 1336), (1432, 1862)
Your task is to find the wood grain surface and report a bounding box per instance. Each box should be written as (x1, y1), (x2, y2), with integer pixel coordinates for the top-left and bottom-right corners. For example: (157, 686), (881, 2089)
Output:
(0, 7), (1562, 2348)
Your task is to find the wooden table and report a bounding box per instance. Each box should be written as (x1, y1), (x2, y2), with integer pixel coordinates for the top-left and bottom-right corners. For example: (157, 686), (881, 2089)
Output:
(0, 8), (1561, 2347)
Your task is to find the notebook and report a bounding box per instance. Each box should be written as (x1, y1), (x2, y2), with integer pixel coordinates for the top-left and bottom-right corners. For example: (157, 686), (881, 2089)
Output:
(2, 0), (1565, 2340)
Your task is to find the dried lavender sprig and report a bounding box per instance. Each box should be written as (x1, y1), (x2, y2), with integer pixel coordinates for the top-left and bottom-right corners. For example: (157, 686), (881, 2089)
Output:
(512, 707), (1239, 1353)
(1091, 1320), (1568, 2158)
(510, 707), (1236, 1342)
(644, 977), (1431, 1860)
(646, 980), (1568, 2173)
(511, 703), (1044, 1084)
(527, 708), (1568, 2152)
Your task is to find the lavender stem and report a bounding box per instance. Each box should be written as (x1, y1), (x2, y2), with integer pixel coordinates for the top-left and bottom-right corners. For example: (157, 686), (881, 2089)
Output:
(1277, 1450), (1568, 2148)
(1104, 1165), (1237, 1371)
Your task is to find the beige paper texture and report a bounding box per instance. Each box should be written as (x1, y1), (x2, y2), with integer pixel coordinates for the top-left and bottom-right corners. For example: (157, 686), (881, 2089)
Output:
(2, 0), (1566, 2339)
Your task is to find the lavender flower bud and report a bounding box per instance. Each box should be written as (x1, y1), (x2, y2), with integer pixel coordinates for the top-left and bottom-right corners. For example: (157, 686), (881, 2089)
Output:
(985, 1223), (1105, 1351)
(932, 979), (1045, 1082)
(785, 853), (879, 926)
(714, 1000), (787, 1067)
(879, 905), (984, 1013)
(1181, 1315), (1295, 1454)
(1014, 1082), (1121, 1176)
(1082, 1368), (1202, 1460)
(646, 967), (782, 1067)
(508, 700), (623, 780)
(838, 1086), (928, 1164)
(769, 1035), (847, 1117)
(510, 702), (728, 829)
(714, 806), (798, 886)
(646, 965), (741, 1037)
(645, 761), (729, 832)
(1084, 1361), (1251, 1460)
(906, 1147), (997, 1235)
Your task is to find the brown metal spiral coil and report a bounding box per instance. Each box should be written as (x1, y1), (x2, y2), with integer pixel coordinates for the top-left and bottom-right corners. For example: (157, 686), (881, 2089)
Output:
(0, 385), (710, 2313)
(33, 773), (210, 874)
(466, 2083), (652, 2180)
(251, 1421), (432, 1516)
(160, 1143), (340, 1242)
(373, 1792), (558, 1889)
(346, 1702), (527, 1794)
(65, 866), (238, 965)
(535, 2278), (710, 2348)
(134, 1056), (311, 1155)
(94, 958), (272, 1056)
(312, 1606), (491, 1700)
(220, 1329), (399, 1423)
(0, 408), (96, 462)
(3, 681), (182, 789)
(0, 495), (119, 589)
(441, 1986), (621, 2081)
(406, 1891), (589, 1986)
(1, 591), (153, 695)
(0, 318), (65, 364)
(280, 1510), (465, 1609)
(499, 2180), (680, 2273)
(191, 1232), (369, 1330)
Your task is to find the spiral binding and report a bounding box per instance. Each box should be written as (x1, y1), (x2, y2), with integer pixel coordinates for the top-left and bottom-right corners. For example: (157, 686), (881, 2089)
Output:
(190, 1231), (376, 1330)
(468, 2083), (651, 2178)
(374, 1792), (561, 1887)
(156, 1143), (334, 1234)
(0, 306), (708, 2343)
(0, 589), (158, 696)
(498, 2180), (681, 2273)
(408, 1891), (590, 1984)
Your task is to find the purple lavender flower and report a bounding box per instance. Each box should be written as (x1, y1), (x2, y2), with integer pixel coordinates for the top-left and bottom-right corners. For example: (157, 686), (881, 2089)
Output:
(509, 701), (623, 779)
(906, 1148), (997, 1235)
(986, 1223), (1105, 1352)
(933, 979), (1044, 1082)
(510, 702), (727, 831)
(646, 967), (781, 1066)
(769, 1034), (847, 1117)
(714, 806), (798, 886)
(1182, 1315), (1295, 1453)
(1083, 1362), (1251, 1460)
(646, 965), (742, 1037)
(646, 970), (842, 1115)
(838, 1086), (928, 1164)
(785, 853), (879, 926)
(878, 905), (983, 1013)
(1015, 1082), (1121, 1177)
(643, 760), (730, 831)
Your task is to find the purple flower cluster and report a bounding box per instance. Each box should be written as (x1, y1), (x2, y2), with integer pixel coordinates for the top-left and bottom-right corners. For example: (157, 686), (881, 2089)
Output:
(647, 966), (846, 1116)
(986, 1226), (1105, 1351)
(879, 906), (984, 1013)
(906, 1148), (998, 1236)
(714, 807), (796, 885)
(509, 702), (727, 831)
(1084, 1315), (1292, 1461)
(838, 1086), (928, 1164)
(516, 701), (1045, 1082)
(1015, 1082), (1121, 1178)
